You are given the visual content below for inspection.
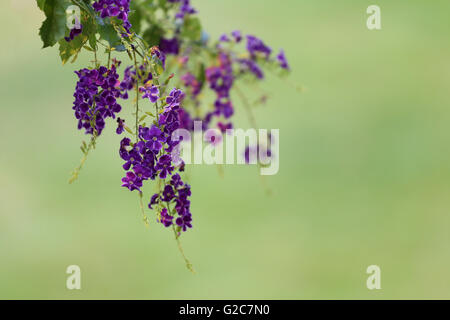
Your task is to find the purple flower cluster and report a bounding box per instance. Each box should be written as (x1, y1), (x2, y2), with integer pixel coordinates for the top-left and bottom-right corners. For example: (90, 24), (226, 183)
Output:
(119, 87), (192, 232)
(277, 50), (290, 70)
(119, 64), (153, 99)
(181, 72), (202, 99)
(206, 52), (234, 119)
(140, 84), (159, 103)
(93, 0), (132, 31)
(72, 65), (122, 135)
(65, 24), (83, 42)
(168, 0), (197, 19)
(151, 174), (193, 232)
(238, 58), (264, 79)
(246, 35), (272, 59)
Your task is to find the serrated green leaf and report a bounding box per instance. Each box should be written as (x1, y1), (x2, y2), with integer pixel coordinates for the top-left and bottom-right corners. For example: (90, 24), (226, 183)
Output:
(39, 0), (71, 48)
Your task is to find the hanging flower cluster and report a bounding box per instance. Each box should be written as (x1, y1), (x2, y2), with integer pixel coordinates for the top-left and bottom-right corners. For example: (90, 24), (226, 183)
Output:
(93, 0), (132, 31)
(38, 0), (292, 270)
(72, 63), (122, 135)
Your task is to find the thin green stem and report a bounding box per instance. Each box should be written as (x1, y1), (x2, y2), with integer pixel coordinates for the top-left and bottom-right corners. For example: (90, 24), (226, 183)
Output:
(139, 192), (149, 227)
(69, 133), (97, 184)
(234, 86), (272, 196)
(133, 49), (140, 142)
(172, 224), (195, 274)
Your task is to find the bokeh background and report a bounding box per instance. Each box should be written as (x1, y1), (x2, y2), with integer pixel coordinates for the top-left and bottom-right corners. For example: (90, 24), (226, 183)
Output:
(1, 0), (450, 299)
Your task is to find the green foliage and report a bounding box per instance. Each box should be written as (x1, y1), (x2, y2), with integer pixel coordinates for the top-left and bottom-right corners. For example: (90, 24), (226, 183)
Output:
(97, 19), (122, 48)
(128, 2), (143, 34)
(38, 0), (71, 48)
(58, 12), (96, 64)
(142, 25), (164, 47)
(181, 17), (202, 41)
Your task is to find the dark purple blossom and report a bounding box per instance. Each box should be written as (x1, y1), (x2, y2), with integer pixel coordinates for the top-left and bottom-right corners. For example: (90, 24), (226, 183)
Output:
(159, 208), (174, 227)
(170, 173), (184, 188)
(277, 49), (290, 70)
(121, 171), (142, 191)
(72, 65), (123, 135)
(140, 125), (165, 152)
(168, 0), (197, 19)
(148, 193), (159, 210)
(155, 154), (174, 179)
(116, 117), (125, 134)
(93, 0), (132, 32)
(176, 213), (192, 232)
(231, 30), (242, 42)
(239, 58), (264, 79)
(140, 85), (159, 103)
(246, 35), (272, 58)
(162, 185), (176, 202)
(159, 37), (180, 55)
(65, 24), (83, 42)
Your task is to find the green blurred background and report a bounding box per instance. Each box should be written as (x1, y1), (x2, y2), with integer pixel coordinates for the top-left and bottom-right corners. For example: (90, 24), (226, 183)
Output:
(1, 0), (450, 299)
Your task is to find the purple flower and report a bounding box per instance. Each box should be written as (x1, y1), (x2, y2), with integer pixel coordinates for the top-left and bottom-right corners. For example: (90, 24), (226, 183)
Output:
(148, 193), (160, 210)
(121, 171), (142, 191)
(176, 213), (192, 232)
(139, 125), (166, 152)
(93, 0), (132, 32)
(116, 117), (125, 134)
(133, 164), (153, 180)
(165, 88), (184, 111)
(170, 173), (184, 188)
(217, 122), (233, 133)
(162, 185), (175, 202)
(238, 59), (264, 79)
(231, 30), (242, 42)
(246, 35), (272, 58)
(121, 148), (141, 170)
(169, 0), (197, 19)
(72, 65), (123, 136)
(155, 154), (174, 179)
(159, 208), (174, 227)
(151, 46), (166, 69)
(277, 49), (290, 70)
(219, 34), (230, 42)
(159, 37), (180, 55)
(181, 73), (202, 97)
(140, 85), (159, 103)
(65, 24), (83, 42)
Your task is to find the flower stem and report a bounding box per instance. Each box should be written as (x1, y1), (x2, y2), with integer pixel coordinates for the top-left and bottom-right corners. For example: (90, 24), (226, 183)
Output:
(172, 224), (195, 274)
(69, 133), (97, 184)
(133, 49), (140, 142)
(139, 192), (149, 227)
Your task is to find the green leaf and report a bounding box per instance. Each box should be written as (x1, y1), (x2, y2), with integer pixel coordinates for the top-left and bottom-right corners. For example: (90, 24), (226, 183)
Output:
(125, 126), (134, 135)
(37, 0), (46, 11)
(97, 19), (121, 48)
(180, 16), (202, 41)
(128, 2), (143, 34)
(142, 25), (163, 47)
(58, 13), (96, 64)
(59, 36), (85, 64)
(39, 0), (71, 48)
